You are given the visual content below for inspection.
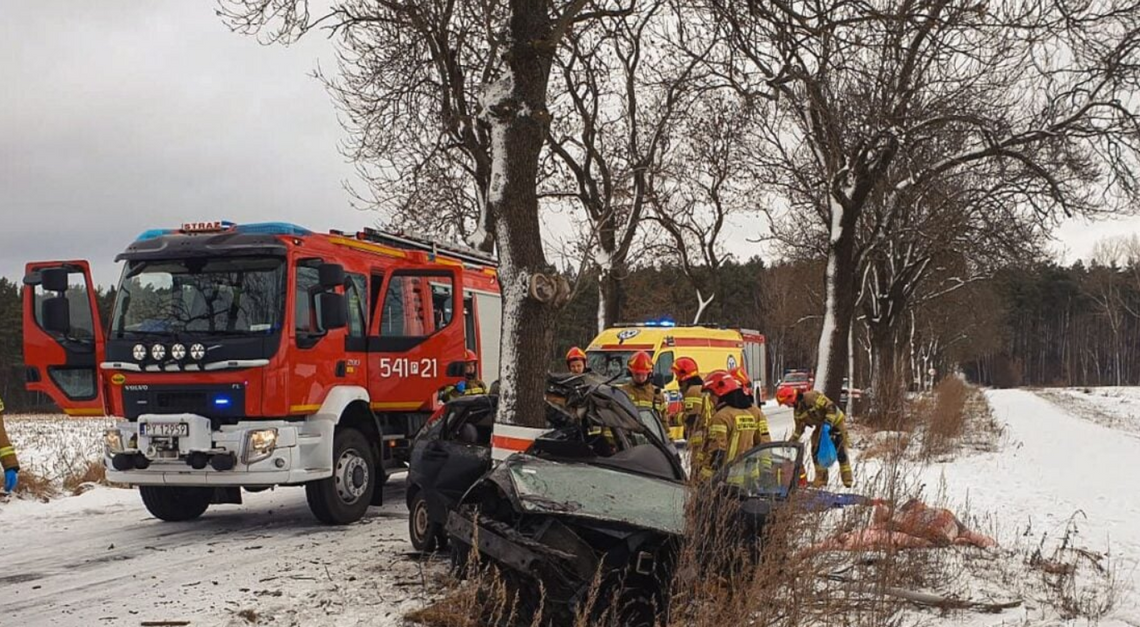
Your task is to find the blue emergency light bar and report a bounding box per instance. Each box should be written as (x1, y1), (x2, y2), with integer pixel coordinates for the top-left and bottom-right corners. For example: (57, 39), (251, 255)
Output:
(134, 221), (312, 242)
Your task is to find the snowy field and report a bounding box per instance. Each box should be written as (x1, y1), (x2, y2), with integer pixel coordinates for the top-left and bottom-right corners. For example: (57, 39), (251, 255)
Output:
(2, 397), (1139, 626)
(2, 414), (116, 492)
(901, 389), (1140, 626)
(1034, 386), (1140, 435)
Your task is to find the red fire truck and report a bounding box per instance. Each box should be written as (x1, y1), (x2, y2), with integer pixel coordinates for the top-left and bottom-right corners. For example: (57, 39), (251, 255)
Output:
(23, 222), (501, 524)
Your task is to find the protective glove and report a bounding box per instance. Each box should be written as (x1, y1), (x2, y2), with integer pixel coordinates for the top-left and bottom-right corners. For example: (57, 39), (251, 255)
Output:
(455, 380), (467, 393)
(3, 468), (17, 493)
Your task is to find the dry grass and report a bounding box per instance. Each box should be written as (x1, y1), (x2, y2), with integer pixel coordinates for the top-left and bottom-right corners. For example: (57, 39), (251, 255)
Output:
(12, 468), (58, 500)
(918, 377), (970, 459)
(61, 458), (116, 495)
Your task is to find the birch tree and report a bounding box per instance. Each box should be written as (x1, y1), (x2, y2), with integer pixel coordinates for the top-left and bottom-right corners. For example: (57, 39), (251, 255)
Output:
(708, 0), (1140, 401)
(221, 0), (627, 427)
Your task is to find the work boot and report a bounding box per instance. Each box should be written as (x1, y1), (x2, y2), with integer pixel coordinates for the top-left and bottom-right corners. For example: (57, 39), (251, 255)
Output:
(840, 463), (853, 488)
(811, 465), (829, 487)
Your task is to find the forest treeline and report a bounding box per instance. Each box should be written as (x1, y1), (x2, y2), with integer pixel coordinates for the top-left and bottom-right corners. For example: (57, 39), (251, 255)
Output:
(2, 253), (1138, 412)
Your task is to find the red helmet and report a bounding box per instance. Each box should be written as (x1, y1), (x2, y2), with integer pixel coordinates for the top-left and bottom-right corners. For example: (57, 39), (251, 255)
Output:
(464, 349), (478, 363)
(730, 367), (753, 396)
(671, 357), (699, 381)
(566, 346), (587, 364)
(702, 370), (730, 392)
(776, 386), (798, 407)
(628, 351), (654, 375)
(705, 372), (742, 398)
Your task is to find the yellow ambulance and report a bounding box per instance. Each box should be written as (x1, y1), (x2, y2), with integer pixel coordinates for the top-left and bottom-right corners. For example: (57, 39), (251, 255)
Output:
(585, 323), (768, 437)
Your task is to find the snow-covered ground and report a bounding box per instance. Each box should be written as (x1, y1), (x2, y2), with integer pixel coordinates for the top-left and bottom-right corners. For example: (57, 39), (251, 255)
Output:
(906, 389), (1140, 626)
(4, 395), (1139, 626)
(0, 473), (444, 627)
(1034, 386), (1140, 435)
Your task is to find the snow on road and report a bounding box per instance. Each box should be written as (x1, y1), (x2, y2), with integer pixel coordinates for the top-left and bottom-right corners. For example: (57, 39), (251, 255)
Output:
(916, 389), (1140, 625)
(0, 475), (444, 627)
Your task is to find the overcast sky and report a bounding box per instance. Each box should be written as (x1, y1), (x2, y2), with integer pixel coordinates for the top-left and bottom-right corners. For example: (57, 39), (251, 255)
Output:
(2, 2), (1138, 291)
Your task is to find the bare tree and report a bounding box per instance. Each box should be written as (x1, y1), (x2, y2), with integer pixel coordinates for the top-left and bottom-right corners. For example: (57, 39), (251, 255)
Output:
(649, 93), (761, 323)
(707, 0), (1140, 402)
(543, 1), (712, 330)
(220, 0), (630, 426)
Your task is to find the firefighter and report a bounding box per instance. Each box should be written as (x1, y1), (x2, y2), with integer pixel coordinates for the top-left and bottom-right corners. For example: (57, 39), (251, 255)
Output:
(620, 351), (667, 415)
(730, 367), (771, 444)
(440, 350), (487, 402)
(671, 357), (704, 436)
(700, 374), (760, 481)
(0, 395), (19, 494)
(566, 346), (589, 375)
(690, 370), (727, 480)
(776, 386), (853, 488)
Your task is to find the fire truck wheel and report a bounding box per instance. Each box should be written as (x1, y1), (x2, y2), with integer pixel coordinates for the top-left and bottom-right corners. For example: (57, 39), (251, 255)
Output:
(139, 486), (212, 522)
(306, 428), (375, 525)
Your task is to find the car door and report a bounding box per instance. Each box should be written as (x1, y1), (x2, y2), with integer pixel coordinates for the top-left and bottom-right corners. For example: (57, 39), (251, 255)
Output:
(22, 261), (107, 415)
(716, 441), (805, 531)
(418, 400), (494, 524)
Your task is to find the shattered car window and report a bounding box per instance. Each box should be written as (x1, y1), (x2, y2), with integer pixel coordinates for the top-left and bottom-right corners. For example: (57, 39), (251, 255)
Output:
(587, 351), (634, 381)
(723, 445), (801, 498)
(506, 457), (686, 535)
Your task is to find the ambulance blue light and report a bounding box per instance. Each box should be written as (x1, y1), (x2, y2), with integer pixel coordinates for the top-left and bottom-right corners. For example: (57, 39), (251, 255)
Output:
(213, 395), (232, 408)
(235, 222), (312, 236)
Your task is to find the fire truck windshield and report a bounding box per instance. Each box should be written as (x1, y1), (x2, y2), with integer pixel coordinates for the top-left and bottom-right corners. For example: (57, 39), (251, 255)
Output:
(110, 257), (286, 339)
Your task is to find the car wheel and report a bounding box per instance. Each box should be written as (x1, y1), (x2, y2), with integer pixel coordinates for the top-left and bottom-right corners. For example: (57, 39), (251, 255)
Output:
(408, 490), (440, 552)
(306, 428), (375, 525)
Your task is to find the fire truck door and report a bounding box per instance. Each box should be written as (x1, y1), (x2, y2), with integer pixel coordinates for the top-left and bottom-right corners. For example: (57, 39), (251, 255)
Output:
(369, 269), (464, 411)
(21, 261), (107, 415)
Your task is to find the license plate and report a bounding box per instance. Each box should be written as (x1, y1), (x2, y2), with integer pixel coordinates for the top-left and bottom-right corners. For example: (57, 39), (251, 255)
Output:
(142, 422), (189, 437)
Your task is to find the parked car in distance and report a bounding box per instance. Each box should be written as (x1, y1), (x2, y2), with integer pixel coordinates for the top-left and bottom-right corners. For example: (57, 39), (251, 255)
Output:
(775, 369), (814, 399)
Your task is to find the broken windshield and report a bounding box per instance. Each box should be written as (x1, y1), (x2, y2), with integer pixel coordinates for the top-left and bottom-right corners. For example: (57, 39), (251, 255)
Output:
(506, 457), (686, 535)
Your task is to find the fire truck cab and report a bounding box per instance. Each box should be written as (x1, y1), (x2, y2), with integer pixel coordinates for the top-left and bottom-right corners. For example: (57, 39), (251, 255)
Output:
(23, 222), (501, 524)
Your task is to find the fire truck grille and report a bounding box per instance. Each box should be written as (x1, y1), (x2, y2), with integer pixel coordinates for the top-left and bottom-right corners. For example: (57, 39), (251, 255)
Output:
(156, 391), (208, 411)
(122, 384), (247, 421)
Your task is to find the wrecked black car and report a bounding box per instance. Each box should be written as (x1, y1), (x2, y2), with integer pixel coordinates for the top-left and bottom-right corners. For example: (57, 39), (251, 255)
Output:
(407, 373), (680, 552)
(406, 393), (497, 552)
(446, 374), (805, 625)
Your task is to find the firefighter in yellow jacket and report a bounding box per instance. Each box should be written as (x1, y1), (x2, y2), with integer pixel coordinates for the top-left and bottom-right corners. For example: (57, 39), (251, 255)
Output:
(439, 350), (488, 402)
(730, 367), (771, 445)
(0, 395), (20, 494)
(700, 373), (760, 480)
(777, 387), (853, 487)
(688, 370), (725, 479)
(671, 357), (704, 437)
(620, 352), (667, 431)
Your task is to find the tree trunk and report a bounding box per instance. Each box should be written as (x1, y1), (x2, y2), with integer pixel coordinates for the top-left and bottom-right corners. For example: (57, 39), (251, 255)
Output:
(488, 1), (563, 429)
(867, 319), (905, 429)
(815, 210), (858, 404)
(598, 266), (622, 331)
